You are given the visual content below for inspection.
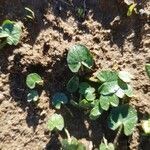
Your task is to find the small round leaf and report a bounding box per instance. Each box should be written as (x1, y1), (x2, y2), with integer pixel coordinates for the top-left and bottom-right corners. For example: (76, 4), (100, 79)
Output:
(26, 73), (43, 89)
(118, 71), (133, 83)
(67, 44), (93, 72)
(52, 92), (68, 109)
(47, 113), (64, 131)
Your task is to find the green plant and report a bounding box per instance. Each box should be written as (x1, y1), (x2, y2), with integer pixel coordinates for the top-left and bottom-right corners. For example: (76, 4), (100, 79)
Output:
(145, 64), (150, 79)
(127, 3), (137, 16)
(0, 20), (22, 49)
(47, 113), (64, 131)
(26, 73), (43, 102)
(99, 137), (115, 150)
(26, 73), (43, 89)
(52, 92), (68, 109)
(67, 44), (93, 73)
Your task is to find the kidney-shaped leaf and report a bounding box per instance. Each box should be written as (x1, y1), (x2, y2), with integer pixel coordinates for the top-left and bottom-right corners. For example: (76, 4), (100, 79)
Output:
(145, 64), (150, 79)
(47, 113), (64, 131)
(67, 44), (93, 72)
(118, 71), (133, 83)
(52, 92), (68, 109)
(97, 70), (118, 83)
(0, 20), (22, 45)
(100, 94), (119, 111)
(99, 81), (119, 95)
(67, 76), (79, 93)
(108, 105), (138, 136)
(26, 73), (43, 89)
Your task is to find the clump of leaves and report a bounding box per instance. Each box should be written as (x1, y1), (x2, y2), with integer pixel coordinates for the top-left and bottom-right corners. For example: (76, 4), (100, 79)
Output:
(67, 44), (93, 73)
(108, 104), (138, 136)
(26, 73), (43, 102)
(145, 64), (150, 79)
(0, 20), (22, 49)
(52, 92), (68, 109)
(99, 137), (115, 150)
(47, 113), (64, 131)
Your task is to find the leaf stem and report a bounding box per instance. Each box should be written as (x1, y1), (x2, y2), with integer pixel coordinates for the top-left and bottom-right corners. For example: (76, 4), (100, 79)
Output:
(63, 105), (74, 117)
(64, 128), (71, 143)
(113, 125), (122, 147)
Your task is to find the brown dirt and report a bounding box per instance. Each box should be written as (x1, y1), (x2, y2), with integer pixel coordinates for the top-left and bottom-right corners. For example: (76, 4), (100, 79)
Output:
(0, 0), (150, 150)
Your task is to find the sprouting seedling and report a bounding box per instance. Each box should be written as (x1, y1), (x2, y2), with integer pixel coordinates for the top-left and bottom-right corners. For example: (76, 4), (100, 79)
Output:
(27, 90), (39, 102)
(62, 129), (86, 150)
(108, 104), (138, 136)
(145, 64), (150, 79)
(127, 3), (137, 16)
(141, 119), (150, 135)
(99, 137), (115, 150)
(47, 113), (64, 132)
(0, 20), (22, 49)
(25, 7), (35, 20)
(77, 7), (85, 18)
(67, 44), (94, 73)
(52, 92), (68, 109)
(26, 73), (43, 89)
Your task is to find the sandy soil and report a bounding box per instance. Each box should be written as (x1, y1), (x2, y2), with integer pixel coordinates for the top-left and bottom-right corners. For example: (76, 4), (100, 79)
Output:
(0, 0), (150, 150)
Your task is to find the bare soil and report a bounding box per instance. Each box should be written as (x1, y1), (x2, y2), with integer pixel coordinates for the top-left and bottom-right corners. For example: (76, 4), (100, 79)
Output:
(0, 0), (150, 150)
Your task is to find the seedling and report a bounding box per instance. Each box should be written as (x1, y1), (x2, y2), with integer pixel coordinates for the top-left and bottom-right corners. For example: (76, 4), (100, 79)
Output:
(0, 20), (22, 49)
(99, 137), (115, 150)
(25, 7), (35, 20)
(52, 92), (68, 109)
(145, 64), (150, 79)
(108, 104), (138, 136)
(26, 73), (43, 89)
(67, 44), (93, 72)
(27, 90), (39, 102)
(47, 113), (64, 131)
(127, 3), (137, 16)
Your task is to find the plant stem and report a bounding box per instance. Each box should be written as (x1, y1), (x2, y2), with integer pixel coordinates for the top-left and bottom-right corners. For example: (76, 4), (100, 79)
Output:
(64, 128), (71, 143)
(0, 40), (7, 50)
(64, 105), (74, 117)
(113, 125), (122, 147)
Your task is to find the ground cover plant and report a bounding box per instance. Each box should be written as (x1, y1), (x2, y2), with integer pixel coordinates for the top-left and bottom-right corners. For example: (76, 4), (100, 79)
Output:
(0, 0), (149, 149)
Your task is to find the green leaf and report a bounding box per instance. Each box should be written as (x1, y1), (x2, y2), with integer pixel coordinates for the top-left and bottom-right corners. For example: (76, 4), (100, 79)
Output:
(26, 73), (43, 89)
(97, 70), (118, 82)
(99, 137), (115, 150)
(108, 105), (138, 136)
(99, 81), (119, 95)
(145, 64), (150, 79)
(52, 92), (68, 109)
(100, 94), (119, 111)
(27, 90), (39, 102)
(47, 113), (64, 131)
(0, 20), (22, 45)
(79, 82), (96, 101)
(124, 84), (133, 97)
(79, 99), (92, 109)
(62, 137), (86, 150)
(142, 119), (150, 135)
(67, 76), (79, 93)
(127, 3), (136, 16)
(118, 71), (133, 83)
(67, 44), (93, 72)
(89, 102), (103, 120)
